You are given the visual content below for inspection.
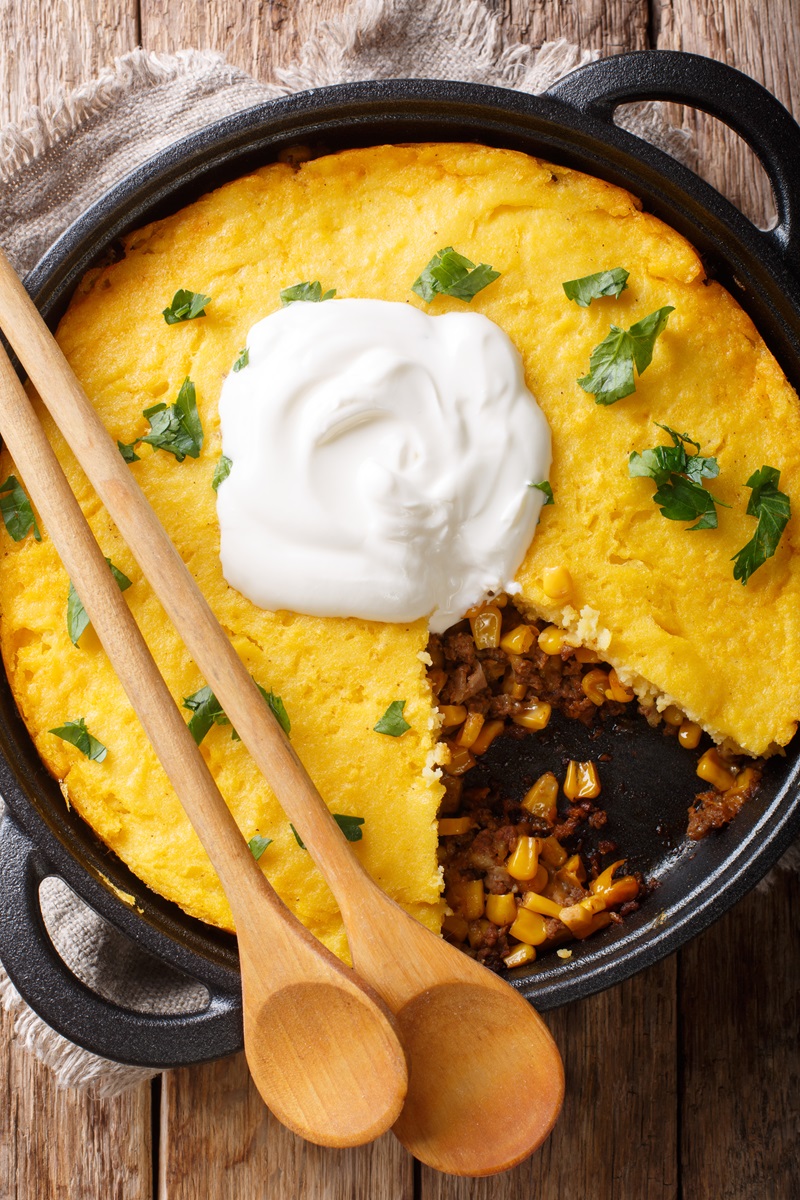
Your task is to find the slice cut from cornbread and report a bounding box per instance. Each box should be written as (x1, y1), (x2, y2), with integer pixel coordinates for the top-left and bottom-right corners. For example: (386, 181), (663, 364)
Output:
(0, 142), (798, 953)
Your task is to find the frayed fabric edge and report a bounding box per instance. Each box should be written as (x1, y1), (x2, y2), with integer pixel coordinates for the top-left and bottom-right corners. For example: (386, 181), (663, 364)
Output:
(0, 967), (158, 1096)
(0, 48), (251, 183)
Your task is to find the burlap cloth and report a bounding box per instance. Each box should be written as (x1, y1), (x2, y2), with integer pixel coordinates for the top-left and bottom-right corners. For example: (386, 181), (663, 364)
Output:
(0, 0), (796, 1097)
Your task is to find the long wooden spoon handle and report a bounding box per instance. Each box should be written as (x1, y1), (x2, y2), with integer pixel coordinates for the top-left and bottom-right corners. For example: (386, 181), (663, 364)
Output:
(0, 248), (369, 906)
(0, 343), (263, 903)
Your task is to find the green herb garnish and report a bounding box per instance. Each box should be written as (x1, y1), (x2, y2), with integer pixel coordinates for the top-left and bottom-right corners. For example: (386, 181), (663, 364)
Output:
(280, 281), (336, 305)
(412, 247), (500, 303)
(67, 558), (132, 646)
(212, 455), (232, 491)
(162, 289), (211, 324)
(578, 306), (675, 405)
(291, 814), (365, 851)
(49, 718), (107, 762)
(629, 424), (730, 530)
(248, 834), (273, 861)
(529, 481), (554, 505)
(0, 475), (41, 542)
(182, 680), (290, 745)
(119, 378), (204, 463)
(182, 685), (229, 745)
(732, 465), (791, 584)
(374, 700), (411, 736)
(563, 267), (629, 307)
(232, 347), (249, 372)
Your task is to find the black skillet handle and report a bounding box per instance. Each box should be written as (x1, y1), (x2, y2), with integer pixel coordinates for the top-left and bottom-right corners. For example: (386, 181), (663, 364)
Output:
(0, 809), (242, 1067)
(546, 50), (800, 271)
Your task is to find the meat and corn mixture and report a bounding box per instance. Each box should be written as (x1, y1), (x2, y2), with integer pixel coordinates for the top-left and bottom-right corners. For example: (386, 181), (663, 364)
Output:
(428, 594), (763, 972)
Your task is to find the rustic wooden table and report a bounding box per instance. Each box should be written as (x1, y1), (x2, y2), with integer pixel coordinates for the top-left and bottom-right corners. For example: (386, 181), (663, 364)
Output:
(1, 2), (799, 1197)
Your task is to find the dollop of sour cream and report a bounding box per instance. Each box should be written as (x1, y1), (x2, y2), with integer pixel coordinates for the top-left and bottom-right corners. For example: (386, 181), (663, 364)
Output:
(216, 298), (551, 633)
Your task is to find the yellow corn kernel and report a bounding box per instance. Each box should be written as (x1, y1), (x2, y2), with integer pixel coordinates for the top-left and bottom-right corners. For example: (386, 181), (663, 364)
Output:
(563, 760), (601, 800)
(467, 918), (492, 950)
(726, 765), (760, 796)
(442, 913), (469, 942)
(506, 836), (540, 881)
(500, 624), (535, 655)
(538, 625), (565, 655)
(529, 864), (549, 893)
(678, 720), (702, 749)
(438, 775), (462, 815)
(443, 742), (476, 776)
(502, 670), (527, 699)
(503, 943), (537, 969)
(559, 894), (607, 936)
(697, 748), (736, 792)
(470, 605), (502, 650)
(485, 892), (518, 926)
(493, 593), (509, 608)
(541, 566), (573, 600)
(509, 908), (549, 946)
(590, 860), (639, 907)
(512, 701), (552, 732)
(438, 816), (475, 836)
(575, 646), (600, 663)
(456, 712), (485, 749)
(581, 669), (609, 706)
(606, 668), (634, 702)
(663, 704), (684, 727)
(447, 878), (485, 920)
(563, 854), (587, 884)
(539, 835), (568, 868)
(428, 667), (447, 694)
(439, 704), (467, 728)
(574, 912), (613, 939)
(471, 719), (505, 756)
(522, 772), (559, 824)
(521, 890), (563, 919)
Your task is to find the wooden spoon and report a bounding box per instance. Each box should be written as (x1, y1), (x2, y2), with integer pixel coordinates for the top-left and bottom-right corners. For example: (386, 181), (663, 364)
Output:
(0, 340), (408, 1149)
(0, 248), (564, 1176)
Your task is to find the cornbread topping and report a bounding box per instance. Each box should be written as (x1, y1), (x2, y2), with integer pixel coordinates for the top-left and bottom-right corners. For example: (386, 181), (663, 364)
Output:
(216, 298), (551, 632)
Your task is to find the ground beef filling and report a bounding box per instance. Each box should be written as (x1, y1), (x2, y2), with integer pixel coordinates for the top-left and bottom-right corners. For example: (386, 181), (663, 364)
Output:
(428, 598), (762, 971)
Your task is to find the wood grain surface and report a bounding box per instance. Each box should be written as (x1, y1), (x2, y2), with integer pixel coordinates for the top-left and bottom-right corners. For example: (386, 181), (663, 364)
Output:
(1, 1), (799, 1197)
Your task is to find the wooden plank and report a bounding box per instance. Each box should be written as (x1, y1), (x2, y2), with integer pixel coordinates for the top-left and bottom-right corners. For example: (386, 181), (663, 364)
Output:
(421, 956), (678, 1200)
(489, 0), (650, 55)
(0, 0), (138, 126)
(0, 1004), (152, 1199)
(680, 866), (800, 1200)
(654, 0), (800, 227)
(138, 0), (349, 89)
(158, 1052), (413, 1200)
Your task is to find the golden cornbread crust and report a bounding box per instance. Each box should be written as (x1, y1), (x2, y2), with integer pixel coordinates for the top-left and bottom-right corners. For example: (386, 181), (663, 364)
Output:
(1, 144), (798, 948)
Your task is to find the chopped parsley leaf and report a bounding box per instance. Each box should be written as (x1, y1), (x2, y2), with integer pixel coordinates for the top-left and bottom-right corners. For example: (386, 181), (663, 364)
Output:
(578, 305), (674, 405)
(0, 475), (41, 542)
(412, 247), (500, 303)
(119, 378), (204, 463)
(212, 455), (232, 491)
(68, 558), (132, 646)
(732, 465), (791, 585)
(280, 281), (336, 305)
(248, 834), (273, 861)
(629, 424), (729, 530)
(182, 679), (290, 745)
(529, 481), (554, 505)
(162, 289), (211, 324)
(49, 718), (107, 762)
(232, 347), (249, 372)
(562, 267), (629, 307)
(374, 700), (410, 736)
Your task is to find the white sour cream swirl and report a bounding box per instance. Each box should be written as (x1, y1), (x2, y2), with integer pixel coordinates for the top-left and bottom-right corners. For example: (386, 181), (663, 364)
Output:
(216, 298), (551, 632)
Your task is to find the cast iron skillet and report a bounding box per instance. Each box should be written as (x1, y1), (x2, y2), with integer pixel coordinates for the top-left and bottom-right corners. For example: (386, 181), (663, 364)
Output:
(1, 51), (800, 1068)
